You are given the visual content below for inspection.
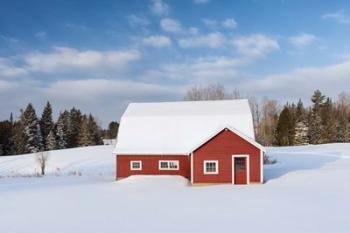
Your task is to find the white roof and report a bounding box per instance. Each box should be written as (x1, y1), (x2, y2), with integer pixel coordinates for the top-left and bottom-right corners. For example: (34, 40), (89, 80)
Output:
(114, 99), (257, 155)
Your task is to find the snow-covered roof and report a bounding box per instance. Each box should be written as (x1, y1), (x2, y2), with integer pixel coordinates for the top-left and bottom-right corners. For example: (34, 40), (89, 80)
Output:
(114, 99), (257, 155)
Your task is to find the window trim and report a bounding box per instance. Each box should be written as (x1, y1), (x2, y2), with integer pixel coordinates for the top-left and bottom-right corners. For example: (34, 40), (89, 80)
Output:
(158, 160), (179, 170)
(203, 160), (219, 175)
(130, 160), (142, 171)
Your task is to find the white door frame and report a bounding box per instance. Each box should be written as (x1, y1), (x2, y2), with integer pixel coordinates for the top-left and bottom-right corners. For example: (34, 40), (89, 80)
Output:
(232, 154), (250, 185)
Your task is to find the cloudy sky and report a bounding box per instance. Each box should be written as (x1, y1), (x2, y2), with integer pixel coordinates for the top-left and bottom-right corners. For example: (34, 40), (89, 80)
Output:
(1, 0), (350, 126)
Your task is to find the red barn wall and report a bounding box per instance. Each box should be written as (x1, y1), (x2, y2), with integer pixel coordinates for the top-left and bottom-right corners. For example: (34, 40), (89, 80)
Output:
(193, 129), (262, 184)
(116, 155), (190, 179)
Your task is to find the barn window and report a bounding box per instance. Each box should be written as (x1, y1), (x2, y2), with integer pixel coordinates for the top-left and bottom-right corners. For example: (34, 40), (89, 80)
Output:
(159, 160), (179, 170)
(130, 161), (142, 170)
(204, 160), (218, 174)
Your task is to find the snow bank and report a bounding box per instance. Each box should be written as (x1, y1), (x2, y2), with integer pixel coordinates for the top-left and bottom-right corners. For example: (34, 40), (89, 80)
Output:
(1, 144), (350, 233)
(0, 145), (115, 177)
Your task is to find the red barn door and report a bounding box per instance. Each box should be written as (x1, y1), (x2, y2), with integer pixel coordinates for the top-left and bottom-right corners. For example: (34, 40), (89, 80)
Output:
(233, 156), (248, 184)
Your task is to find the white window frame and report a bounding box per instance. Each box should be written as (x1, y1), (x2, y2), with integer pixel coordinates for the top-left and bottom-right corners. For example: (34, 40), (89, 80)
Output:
(203, 160), (219, 175)
(158, 160), (179, 170)
(130, 161), (142, 171)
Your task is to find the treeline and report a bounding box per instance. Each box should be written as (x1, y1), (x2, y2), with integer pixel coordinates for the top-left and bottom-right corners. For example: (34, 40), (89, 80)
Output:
(267, 90), (350, 146)
(0, 102), (118, 156)
(184, 84), (350, 146)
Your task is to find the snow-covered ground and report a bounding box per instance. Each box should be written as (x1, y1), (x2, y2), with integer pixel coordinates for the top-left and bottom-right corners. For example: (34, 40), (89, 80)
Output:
(1, 144), (350, 233)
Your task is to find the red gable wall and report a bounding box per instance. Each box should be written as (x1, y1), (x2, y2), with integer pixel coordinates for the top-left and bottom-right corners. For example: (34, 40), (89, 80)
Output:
(192, 129), (262, 184)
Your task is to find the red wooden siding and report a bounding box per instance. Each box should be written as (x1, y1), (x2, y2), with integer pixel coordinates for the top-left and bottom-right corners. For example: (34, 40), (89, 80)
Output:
(193, 129), (261, 184)
(116, 155), (190, 179)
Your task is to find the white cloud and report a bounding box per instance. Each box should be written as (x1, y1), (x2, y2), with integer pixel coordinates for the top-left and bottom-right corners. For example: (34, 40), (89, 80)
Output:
(289, 33), (317, 48)
(232, 34), (279, 58)
(193, 0), (211, 4)
(0, 58), (28, 78)
(160, 18), (182, 33)
(65, 23), (90, 31)
(35, 31), (47, 39)
(202, 19), (218, 29)
(149, 0), (169, 16)
(142, 35), (172, 47)
(0, 35), (19, 43)
(322, 10), (350, 24)
(23, 47), (141, 73)
(222, 18), (238, 29)
(127, 14), (149, 27)
(240, 59), (350, 102)
(178, 32), (226, 48)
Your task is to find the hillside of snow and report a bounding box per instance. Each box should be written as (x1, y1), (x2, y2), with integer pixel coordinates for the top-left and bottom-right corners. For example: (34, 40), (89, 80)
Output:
(1, 144), (350, 233)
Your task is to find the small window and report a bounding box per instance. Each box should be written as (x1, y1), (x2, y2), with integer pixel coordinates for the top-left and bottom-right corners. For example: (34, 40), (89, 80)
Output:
(235, 157), (246, 171)
(204, 160), (218, 174)
(159, 160), (179, 170)
(130, 161), (142, 170)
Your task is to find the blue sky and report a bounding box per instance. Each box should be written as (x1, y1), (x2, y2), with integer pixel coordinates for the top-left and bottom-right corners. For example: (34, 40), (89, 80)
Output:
(1, 0), (350, 126)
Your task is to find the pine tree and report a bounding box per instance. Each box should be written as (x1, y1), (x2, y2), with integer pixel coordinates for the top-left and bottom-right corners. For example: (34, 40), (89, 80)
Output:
(78, 116), (93, 146)
(308, 90), (325, 144)
(294, 99), (309, 145)
(321, 98), (336, 143)
(88, 114), (103, 145)
(22, 103), (43, 153)
(56, 112), (68, 149)
(67, 108), (82, 148)
(106, 121), (119, 139)
(13, 110), (26, 154)
(40, 101), (53, 150)
(294, 121), (309, 145)
(275, 106), (293, 146)
(45, 129), (56, 151)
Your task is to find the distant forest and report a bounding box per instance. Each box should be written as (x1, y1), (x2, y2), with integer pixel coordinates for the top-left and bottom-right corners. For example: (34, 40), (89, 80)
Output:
(184, 84), (350, 147)
(0, 102), (118, 156)
(1, 84), (350, 156)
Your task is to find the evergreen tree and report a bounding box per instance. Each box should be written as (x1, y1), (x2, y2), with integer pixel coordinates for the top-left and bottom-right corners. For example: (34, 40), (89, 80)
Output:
(78, 115), (93, 146)
(308, 90), (325, 144)
(45, 129), (56, 151)
(13, 110), (26, 154)
(294, 99), (309, 145)
(40, 101), (53, 149)
(22, 103), (43, 153)
(56, 112), (68, 149)
(275, 106), (293, 146)
(88, 114), (103, 145)
(321, 98), (336, 143)
(294, 121), (309, 145)
(0, 120), (13, 155)
(106, 121), (119, 139)
(67, 108), (82, 148)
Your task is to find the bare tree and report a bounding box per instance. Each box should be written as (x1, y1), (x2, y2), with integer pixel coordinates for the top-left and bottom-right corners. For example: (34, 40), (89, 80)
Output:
(184, 84), (229, 101)
(36, 151), (49, 176)
(256, 98), (280, 146)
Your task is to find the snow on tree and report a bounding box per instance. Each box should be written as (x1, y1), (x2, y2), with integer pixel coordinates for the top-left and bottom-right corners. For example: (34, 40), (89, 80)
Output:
(294, 121), (309, 145)
(294, 99), (309, 145)
(45, 129), (56, 151)
(308, 90), (325, 144)
(56, 112), (68, 149)
(22, 103), (43, 153)
(78, 116), (93, 146)
(40, 101), (53, 150)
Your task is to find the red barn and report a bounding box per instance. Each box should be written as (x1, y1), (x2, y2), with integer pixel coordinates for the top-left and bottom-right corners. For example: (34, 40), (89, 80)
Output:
(114, 99), (265, 185)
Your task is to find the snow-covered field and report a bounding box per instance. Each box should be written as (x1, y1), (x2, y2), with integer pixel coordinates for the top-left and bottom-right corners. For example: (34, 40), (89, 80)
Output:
(1, 144), (350, 233)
